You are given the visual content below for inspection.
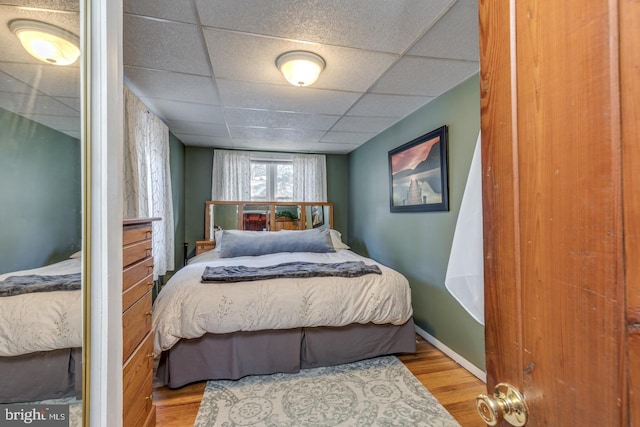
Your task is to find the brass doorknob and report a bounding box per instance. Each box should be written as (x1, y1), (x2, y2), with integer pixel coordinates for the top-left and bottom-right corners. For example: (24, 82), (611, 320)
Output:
(476, 382), (528, 426)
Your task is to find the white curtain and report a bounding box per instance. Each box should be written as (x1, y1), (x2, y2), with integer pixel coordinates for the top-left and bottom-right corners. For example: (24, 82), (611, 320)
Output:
(211, 149), (251, 200)
(123, 86), (175, 278)
(293, 154), (327, 202)
(445, 132), (484, 325)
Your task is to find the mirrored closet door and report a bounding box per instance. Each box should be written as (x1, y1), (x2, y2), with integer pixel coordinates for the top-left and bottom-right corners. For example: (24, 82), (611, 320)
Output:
(0, 0), (86, 424)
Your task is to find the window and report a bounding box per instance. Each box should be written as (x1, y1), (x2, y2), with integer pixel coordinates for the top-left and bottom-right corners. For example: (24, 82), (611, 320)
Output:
(250, 160), (293, 201)
(212, 149), (326, 202)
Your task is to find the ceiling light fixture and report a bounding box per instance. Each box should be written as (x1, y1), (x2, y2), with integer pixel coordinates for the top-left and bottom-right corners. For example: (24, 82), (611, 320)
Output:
(276, 51), (325, 87)
(9, 19), (80, 66)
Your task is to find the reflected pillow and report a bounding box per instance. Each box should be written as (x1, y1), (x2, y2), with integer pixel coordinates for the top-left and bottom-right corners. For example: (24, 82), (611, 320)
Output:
(219, 228), (335, 258)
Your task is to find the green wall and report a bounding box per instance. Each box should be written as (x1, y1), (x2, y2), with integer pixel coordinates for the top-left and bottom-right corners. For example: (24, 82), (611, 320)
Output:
(169, 132), (185, 270)
(347, 74), (485, 371)
(0, 108), (81, 274)
(181, 149), (349, 257)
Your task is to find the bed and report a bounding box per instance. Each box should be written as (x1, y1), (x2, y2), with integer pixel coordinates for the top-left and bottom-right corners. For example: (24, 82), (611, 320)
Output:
(0, 257), (83, 403)
(153, 228), (416, 388)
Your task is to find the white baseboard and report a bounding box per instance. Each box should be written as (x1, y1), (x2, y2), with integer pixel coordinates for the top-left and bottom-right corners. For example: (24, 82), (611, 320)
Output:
(414, 325), (487, 383)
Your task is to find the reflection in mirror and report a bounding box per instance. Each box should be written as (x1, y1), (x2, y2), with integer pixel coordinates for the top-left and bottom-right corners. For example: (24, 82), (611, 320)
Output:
(305, 205), (331, 230)
(242, 204), (270, 231)
(208, 204), (239, 238)
(274, 205), (301, 231)
(0, 0), (83, 423)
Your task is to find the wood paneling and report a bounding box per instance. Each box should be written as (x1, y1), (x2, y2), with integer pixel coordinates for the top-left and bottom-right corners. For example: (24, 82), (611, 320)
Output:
(478, 0), (523, 391)
(621, 0), (640, 424)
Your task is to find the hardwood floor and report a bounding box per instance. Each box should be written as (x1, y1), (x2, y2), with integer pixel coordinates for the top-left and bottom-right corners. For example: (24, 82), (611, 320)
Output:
(153, 335), (487, 426)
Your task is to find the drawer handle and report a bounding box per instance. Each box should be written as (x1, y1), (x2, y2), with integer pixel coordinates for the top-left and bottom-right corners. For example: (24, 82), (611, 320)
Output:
(145, 248), (152, 257)
(145, 231), (152, 239)
(144, 311), (153, 316)
(145, 394), (153, 402)
(147, 264), (155, 273)
(147, 353), (154, 359)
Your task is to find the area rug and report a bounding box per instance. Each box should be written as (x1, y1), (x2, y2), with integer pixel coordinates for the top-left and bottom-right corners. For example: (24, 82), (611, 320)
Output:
(194, 356), (460, 426)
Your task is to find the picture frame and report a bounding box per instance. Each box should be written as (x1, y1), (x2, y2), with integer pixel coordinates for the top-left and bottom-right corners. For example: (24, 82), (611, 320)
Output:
(311, 205), (324, 228)
(388, 125), (449, 212)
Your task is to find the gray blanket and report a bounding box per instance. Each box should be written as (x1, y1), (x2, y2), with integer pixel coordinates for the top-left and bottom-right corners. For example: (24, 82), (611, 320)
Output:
(201, 261), (382, 283)
(0, 273), (81, 297)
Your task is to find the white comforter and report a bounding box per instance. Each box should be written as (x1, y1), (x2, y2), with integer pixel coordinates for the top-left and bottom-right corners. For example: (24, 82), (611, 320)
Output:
(153, 250), (413, 356)
(0, 259), (82, 357)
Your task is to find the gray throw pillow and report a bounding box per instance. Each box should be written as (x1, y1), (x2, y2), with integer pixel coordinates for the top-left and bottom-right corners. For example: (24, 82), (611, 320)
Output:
(219, 229), (335, 258)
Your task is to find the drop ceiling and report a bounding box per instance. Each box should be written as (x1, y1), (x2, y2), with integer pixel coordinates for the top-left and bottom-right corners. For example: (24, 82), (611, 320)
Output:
(0, 0), (479, 154)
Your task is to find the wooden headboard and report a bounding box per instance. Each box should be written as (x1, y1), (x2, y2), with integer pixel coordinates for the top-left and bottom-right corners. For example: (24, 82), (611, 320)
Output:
(204, 201), (333, 240)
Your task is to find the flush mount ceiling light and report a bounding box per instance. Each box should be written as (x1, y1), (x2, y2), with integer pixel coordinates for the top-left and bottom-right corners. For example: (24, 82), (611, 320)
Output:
(276, 51), (325, 87)
(9, 19), (80, 66)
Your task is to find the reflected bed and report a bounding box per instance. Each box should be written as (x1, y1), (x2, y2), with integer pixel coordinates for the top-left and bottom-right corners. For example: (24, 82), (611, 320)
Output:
(0, 258), (82, 403)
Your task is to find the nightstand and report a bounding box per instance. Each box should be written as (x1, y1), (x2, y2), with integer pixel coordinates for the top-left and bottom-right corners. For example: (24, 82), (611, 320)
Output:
(196, 240), (216, 255)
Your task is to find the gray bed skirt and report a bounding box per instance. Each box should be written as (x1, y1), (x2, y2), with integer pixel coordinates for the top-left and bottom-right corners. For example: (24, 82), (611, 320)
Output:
(157, 319), (416, 388)
(0, 347), (82, 403)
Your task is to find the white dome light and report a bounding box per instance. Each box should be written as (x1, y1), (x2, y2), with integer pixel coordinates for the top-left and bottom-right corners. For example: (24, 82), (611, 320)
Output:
(10, 20), (80, 66)
(276, 51), (325, 87)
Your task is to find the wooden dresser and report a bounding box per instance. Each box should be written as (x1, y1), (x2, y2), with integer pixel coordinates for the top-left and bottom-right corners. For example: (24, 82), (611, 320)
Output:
(123, 218), (159, 427)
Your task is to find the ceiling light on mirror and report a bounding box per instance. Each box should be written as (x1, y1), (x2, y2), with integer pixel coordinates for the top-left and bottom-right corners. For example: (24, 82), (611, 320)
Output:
(9, 20), (80, 66)
(276, 51), (325, 87)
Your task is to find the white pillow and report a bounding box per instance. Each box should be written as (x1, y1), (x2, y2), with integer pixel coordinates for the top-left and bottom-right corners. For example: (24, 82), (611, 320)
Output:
(69, 250), (82, 259)
(329, 229), (350, 250)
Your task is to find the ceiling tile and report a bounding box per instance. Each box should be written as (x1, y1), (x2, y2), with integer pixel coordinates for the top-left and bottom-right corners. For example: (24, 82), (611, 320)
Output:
(331, 116), (398, 133)
(139, 97), (226, 125)
(3, 1), (79, 11)
(370, 56), (479, 96)
(408, 0), (479, 61)
(320, 131), (377, 145)
(224, 108), (340, 131)
(123, 15), (210, 76)
(0, 70), (34, 94)
(173, 134), (234, 147)
(347, 93), (433, 117)
(125, 67), (221, 105)
(166, 120), (229, 138)
(55, 96), (80, 111)
(229, 127), (326, 143)
(203, 28), (397, 92)
(123, 0), (197, 24)
(196, 0), (456, 54)
(217, 80), (361, 115)
(0, 63), (79, 98)
(21, 113), (80, 132)
(0, 93), (79, 117)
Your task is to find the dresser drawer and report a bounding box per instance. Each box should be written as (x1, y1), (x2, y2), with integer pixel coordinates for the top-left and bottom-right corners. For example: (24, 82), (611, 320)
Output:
(124, 239), (152, 268)
(123, 290), (152, 362)
(123, 224), (152, 246)
(123, 335), (154, 427)
(123, 257), (154, 312)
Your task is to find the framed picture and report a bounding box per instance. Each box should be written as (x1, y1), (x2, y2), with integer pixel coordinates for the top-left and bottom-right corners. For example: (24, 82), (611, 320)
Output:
(311, 205), (324, 228)
(388, 125), (449, 212)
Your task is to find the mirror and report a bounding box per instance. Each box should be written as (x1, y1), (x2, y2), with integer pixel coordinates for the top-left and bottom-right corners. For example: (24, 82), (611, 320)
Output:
(305, 205), (331, 230)
(0, 0), (84, 423)
(273, 205), (301, 231)
(242, 204), (270, 230)
(208, 203), (239, 233)
(206, 201), (333, 239)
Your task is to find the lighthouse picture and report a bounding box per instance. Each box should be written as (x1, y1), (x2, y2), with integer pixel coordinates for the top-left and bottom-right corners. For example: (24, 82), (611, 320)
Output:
(388, 125), (449, 212)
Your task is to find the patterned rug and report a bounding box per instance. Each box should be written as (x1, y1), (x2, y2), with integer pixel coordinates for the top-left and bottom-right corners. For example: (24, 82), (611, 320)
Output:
(194, 356), (460, 427)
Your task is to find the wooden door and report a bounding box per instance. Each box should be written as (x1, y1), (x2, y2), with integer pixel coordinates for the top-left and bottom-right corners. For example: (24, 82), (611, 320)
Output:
(478, 0), (639, 425)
